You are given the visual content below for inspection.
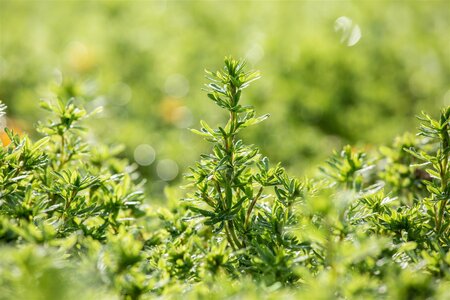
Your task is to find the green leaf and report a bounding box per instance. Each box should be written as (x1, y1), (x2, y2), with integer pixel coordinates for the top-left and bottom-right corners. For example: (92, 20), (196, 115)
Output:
(240, 114), (270, 128)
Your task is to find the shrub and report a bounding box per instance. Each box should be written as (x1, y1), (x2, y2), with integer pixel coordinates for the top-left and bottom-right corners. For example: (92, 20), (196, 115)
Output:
(0, 58), (449, 299)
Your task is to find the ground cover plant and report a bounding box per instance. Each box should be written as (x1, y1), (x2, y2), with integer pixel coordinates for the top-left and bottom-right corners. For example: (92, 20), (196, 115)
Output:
(0, 58), (449, 299)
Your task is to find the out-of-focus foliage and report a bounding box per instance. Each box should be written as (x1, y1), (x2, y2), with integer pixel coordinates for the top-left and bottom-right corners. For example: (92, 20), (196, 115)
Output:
(1, 1), (449, 195)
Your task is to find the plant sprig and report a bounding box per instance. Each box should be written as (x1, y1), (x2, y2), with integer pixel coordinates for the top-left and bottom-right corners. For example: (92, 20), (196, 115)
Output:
(405, 107), (450, 236)
(185, 57), (307, 283)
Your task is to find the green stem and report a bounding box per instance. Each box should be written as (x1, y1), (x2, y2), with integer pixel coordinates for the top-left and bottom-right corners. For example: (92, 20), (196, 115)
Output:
(223, 92), (241, 248)
(201, 193), (216, 208)
(224, 223), (237, 251)
(226, 110), (237, 154)
(66, 187), (77, 210)
(245, 187), (263, 229)
(59, 133), (66, 170)
(227, 220), (243, 249)
(437, 124), (449, 233)
(437, 199), (448, 233)
(214, 180), (225, 209)
(57, 188), (77, 222)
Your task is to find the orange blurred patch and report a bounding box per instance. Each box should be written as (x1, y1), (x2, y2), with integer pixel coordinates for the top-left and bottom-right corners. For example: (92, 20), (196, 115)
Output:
(1, 119), (23, 146)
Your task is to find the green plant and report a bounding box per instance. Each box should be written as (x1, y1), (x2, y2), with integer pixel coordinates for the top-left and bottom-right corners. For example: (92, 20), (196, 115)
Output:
(405, 108), (450, 236)
(1, 59), (450, 300)
(0, 97), (145, 243)
(186, 57), (308, 283)
(320, 144), (375, 191)
(0, 97), (150, 299)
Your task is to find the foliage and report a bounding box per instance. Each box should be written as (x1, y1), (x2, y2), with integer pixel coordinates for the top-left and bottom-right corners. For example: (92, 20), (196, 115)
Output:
(1, 58), (450, 299)
(186, 58), (307, 283)
(1, 1), (449, 193)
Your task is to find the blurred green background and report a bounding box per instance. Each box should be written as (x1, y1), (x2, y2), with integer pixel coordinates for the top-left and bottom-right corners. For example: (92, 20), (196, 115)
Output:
(1, 0), (449, 197)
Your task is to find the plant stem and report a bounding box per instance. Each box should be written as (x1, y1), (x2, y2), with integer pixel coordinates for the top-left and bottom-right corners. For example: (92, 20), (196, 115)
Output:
(214, 180), (225, 209)
(437, 124), (449, 233)
(224, 223), (237, 251)
(245, 187), (263, 229)
(227, 220), (243, 249)
(436, 199), (448, 233)
(223, 93), (241, 248)
(59, 133), (66, 170)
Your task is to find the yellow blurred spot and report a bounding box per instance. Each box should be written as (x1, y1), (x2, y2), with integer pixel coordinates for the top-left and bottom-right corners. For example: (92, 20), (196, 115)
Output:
(159, 98), (189, 126)
(66, 42), (97, 73)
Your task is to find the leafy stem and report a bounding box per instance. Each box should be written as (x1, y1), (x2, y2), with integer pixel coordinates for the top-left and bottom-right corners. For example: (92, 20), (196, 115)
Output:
(187, 57), (304, 264)
(406, 107), (450, 236)
(437, 116), (449, 233)
(187, 57), (263, 249)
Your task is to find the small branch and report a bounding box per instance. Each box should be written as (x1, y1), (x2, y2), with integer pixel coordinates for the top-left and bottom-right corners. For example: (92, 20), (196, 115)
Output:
(57, 187), (77, 222)
(227, 220), (243, 249)
(201, 192), (216, 208)
(245, 187), (263, 229)
(437, 123), (449, 233)
(224, 222), (237, 251)
(436, 199), (448, 233)
(214, 180), (225, 209)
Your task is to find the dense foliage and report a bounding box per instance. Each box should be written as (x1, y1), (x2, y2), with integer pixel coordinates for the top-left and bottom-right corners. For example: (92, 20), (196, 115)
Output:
(1, 58), (449, 299)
